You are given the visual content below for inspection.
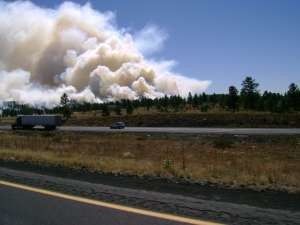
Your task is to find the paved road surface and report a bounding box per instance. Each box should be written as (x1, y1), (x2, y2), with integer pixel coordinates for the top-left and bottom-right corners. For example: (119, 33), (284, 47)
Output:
(1, 125), (300, 134)
(0, 181), (212, 225)
(60, 126), (300, 135)
(1, 167), (299, 225)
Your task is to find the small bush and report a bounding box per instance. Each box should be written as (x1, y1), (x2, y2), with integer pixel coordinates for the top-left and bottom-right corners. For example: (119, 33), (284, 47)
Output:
(52, 134), (63, 143)
(40, 132), (55, 138)
(200, 104), (209, 112)
(163, 159), (174, 170)
(213, 137), (234, 149)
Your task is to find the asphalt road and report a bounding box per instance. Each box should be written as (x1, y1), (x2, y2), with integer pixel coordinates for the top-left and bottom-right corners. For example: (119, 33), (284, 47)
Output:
(1, 167), (299, 225)
(0, 182), (209, 225)
(60, 126), (300, 135)
(1, 125), (300, 134)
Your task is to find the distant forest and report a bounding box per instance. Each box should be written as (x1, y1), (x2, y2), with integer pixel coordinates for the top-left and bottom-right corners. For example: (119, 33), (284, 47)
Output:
(2, 76), (300, 117)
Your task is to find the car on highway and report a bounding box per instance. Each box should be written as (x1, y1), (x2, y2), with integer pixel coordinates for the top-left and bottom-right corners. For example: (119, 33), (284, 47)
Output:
(110, 122), (126, 129)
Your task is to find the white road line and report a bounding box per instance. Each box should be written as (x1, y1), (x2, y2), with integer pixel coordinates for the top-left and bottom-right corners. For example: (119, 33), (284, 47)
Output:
(0, 180), (224, 225)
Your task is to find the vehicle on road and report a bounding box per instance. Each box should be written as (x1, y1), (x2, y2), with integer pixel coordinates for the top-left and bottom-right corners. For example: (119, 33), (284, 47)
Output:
(110, 122), (126, 129)
(11, 115), (62, 130)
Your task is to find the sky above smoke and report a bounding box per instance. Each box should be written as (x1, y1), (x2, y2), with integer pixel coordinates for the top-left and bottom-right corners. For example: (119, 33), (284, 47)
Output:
(0, 1), (211, 107)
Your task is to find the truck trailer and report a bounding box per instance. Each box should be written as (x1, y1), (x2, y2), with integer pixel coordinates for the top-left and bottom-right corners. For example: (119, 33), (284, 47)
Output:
(12, 115), (62, 130)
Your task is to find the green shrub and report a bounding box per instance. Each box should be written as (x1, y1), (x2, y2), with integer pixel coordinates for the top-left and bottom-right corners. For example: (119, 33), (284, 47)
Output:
(163, 159), (174, 170)
(213, 137), (234, 149)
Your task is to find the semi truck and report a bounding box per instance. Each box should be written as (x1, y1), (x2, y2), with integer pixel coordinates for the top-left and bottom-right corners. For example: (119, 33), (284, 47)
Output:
(11, 115), (62, 130)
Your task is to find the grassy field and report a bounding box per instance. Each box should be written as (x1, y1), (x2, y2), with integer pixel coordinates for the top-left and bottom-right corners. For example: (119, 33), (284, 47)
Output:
(1, 111), (300, 127)
(0, 131), (299, 193)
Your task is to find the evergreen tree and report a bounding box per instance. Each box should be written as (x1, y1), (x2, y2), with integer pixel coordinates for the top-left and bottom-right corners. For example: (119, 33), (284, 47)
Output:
(187, 92), (193, 106)
(287, 83), (300, 111)
(192, 94), (199, 108)
(241, 76), (260, 110)
(126, 102), (134, 115)
(114, 102), (122, 115)
(209, 93), (218, 106)
(60, 93), (69, 106)
(201, 93), (208, 103)
(102, 104), (110, 116)
(145, 99), (152, 111)
(60, 93), (72, 119)
(227, 86), (239, 111)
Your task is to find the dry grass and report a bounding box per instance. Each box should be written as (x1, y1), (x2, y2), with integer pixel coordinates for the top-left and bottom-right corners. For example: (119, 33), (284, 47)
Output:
(0, 131), (299, 192)
(65, 111), (300, 127)
(0, 117), (15, 125)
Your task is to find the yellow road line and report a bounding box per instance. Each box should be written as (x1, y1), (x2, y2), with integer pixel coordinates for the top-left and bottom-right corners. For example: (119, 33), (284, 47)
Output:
(0, 180), (223, 225)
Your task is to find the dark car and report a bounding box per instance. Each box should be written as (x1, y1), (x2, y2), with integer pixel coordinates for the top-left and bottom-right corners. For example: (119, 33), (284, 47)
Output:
(110, 122), (126, 129)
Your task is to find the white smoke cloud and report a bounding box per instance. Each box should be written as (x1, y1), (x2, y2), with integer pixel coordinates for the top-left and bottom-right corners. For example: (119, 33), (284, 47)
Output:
(0, 1), (211, 107)
(134, 25), (168, 55)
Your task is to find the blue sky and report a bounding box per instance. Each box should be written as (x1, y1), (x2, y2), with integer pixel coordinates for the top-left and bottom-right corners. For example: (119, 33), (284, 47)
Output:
(26, 0), (300, 93)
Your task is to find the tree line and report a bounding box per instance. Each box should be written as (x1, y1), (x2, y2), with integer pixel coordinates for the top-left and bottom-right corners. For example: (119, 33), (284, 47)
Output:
(1, 76), (300, 118)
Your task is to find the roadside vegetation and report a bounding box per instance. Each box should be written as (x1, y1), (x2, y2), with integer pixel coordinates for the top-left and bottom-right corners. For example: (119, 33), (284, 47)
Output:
(63, 111), (300, 127)
(0, 131), (299, 193)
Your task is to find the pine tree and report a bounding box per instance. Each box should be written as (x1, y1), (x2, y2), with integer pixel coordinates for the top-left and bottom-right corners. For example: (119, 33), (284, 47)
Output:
(126, 102), (134, 115)
(241, 76), (260, 110)
(102, 104), (110, 116)
(227, 86), (239, 112)
(114, 102), (122, 115)
(187, 92), (193, 106)
(287, 83), (300, 111)
(60, 93), (72, 119)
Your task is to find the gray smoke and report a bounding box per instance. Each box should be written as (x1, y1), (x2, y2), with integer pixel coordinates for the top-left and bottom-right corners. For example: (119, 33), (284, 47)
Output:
(0, 1), (211, 107)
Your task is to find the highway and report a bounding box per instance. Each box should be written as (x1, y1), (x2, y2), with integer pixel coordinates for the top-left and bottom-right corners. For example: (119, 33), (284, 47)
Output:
(1, 125), (300, 134)
(0, 181), (217, 225)
(60, 126), (300, 135)
(0, 167), (299, 225)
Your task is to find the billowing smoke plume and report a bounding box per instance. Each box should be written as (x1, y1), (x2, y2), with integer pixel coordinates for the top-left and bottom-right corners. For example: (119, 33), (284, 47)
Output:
(0, 1), (211, 107)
